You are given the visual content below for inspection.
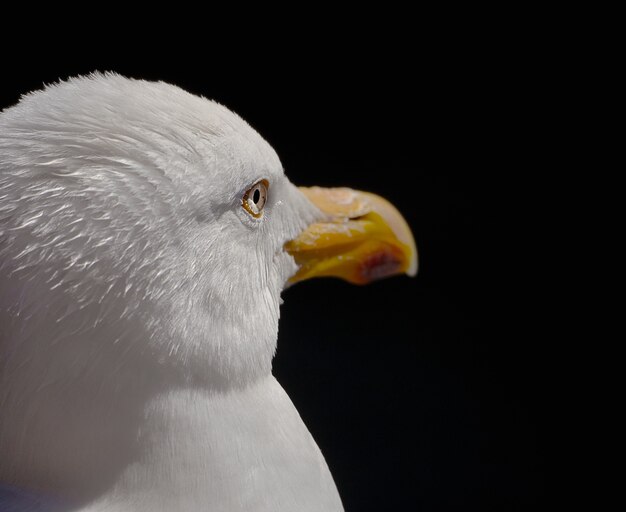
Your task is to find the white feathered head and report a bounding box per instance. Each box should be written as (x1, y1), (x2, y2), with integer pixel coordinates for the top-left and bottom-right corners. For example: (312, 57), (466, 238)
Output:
(0, 74), (416, 391)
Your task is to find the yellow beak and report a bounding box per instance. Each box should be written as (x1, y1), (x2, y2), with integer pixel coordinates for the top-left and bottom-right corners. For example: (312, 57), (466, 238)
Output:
(285, 187), (418, 285)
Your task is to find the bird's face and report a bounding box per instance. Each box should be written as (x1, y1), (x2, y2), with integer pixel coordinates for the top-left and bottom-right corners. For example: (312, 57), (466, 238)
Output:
(161, 133), (323, 387)
(0, 75), (415, 391)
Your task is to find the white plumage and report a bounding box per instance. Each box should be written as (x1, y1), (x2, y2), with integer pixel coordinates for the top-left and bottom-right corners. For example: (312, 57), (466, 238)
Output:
(0, 74), (342, 511)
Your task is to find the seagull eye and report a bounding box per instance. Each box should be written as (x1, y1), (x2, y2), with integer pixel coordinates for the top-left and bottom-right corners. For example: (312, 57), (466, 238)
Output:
(242, 179), (269, 218)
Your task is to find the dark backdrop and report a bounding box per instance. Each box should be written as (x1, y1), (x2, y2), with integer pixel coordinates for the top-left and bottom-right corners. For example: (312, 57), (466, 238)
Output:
(0, 52), (547, 511)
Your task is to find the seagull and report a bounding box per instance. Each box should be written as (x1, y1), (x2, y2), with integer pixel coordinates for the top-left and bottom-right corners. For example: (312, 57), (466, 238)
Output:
(0, 74), (417, 511)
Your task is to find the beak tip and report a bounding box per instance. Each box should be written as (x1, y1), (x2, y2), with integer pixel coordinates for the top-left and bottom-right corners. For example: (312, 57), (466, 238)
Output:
(405, 251), (419, 278)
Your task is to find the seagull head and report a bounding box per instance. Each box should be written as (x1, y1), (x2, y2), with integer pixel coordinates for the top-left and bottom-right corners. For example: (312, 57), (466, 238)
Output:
(0, 74), (417, 393)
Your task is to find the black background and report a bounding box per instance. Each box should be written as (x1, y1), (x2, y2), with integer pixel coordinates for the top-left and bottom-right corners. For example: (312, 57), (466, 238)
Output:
(0, 46), (548, 511)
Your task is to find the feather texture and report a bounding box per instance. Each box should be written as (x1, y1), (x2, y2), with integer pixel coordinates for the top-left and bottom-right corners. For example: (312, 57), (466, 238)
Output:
(0, 74), (341, 511)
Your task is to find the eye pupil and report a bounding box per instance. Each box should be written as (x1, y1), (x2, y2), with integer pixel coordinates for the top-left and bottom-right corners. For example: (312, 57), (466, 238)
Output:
(253, 188), (261, 204)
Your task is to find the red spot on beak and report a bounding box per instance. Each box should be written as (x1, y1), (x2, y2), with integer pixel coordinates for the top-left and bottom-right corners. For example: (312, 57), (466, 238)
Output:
(358, 246), (404, 282)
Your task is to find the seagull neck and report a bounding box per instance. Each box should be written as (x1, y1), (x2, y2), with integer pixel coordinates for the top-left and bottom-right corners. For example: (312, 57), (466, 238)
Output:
(2, 359), (342, 511)
(0, 354), (161, 502)
(85, 375), (342, 511)
(0, 365), (281, 505)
